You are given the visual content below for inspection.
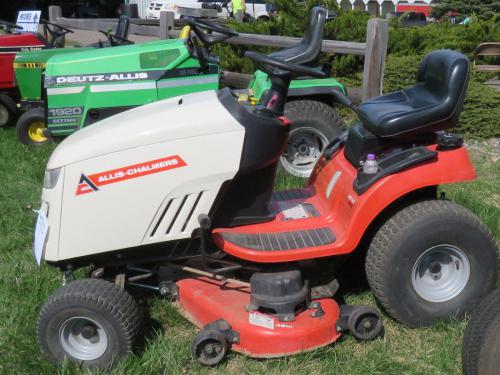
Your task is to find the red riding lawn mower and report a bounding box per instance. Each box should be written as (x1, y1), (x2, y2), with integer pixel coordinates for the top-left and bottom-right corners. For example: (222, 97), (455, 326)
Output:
(0, 19), (74, 127)
(33, 6), (497, 369)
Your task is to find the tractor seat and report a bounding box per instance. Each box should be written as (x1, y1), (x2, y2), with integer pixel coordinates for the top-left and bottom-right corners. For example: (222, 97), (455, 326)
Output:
(358, 50), (470, 138)
(268, 6), (327, 65)
(115, 15), (130, 41)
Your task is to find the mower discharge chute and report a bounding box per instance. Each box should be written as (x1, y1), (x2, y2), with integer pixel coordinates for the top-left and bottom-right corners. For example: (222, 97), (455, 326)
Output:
(33, 6), (497, 369)
(17, 16), (346, 178)
(12, 16), (133, 144)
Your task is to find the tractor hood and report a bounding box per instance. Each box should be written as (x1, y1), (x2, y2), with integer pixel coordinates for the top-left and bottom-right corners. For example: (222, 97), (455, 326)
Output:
(47, 90), (242, 169)
(14, 47), (93, 64)
(44, 39), (187, 79)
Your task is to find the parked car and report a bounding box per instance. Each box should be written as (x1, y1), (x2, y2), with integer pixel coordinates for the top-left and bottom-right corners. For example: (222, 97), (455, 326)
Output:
(388, 11), (428, 27)
(146, 0), (270, 20)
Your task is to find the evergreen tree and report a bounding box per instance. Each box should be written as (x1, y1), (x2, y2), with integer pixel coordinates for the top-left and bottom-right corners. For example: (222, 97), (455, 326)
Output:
(431, 0), (500, 20)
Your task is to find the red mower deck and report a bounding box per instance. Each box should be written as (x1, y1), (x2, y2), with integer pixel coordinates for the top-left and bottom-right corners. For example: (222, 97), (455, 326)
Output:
(176, 277), (342, 357)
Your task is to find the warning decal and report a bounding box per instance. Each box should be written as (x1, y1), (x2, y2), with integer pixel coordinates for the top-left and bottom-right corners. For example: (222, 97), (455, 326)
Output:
(76, 155), (186, 196)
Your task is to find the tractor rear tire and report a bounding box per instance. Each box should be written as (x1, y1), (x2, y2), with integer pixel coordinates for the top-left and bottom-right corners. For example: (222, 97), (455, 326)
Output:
(281, 100), (344, 178)
(37, 279), (142, 369)
(365, 199), (497, 327)
(462, 288), (500, 375)
(0, 93), (17, 127)
(17, 107), (49, 146)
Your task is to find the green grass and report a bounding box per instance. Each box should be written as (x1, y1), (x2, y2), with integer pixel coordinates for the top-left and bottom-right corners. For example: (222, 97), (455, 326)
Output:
(0, 127), (498, 375)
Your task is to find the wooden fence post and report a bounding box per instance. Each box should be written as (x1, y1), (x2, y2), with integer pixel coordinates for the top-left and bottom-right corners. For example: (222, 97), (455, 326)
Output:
(159, 11), (175, 39)
(48, 5), (62, 22)
(362, 18), (389, 100)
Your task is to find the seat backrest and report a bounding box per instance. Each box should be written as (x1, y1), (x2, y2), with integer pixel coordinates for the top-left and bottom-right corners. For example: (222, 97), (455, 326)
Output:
(115, 15), (130, 40)
(416, 49), (469, 128)
(268, 6), (326, 65)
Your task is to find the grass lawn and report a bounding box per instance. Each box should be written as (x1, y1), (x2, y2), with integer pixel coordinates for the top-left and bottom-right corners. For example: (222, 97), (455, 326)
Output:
(0, 127), (498, 375)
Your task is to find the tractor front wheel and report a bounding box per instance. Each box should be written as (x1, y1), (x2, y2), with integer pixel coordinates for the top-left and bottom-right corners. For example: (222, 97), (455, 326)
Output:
(37, 279), (142, 369)
(0, 93), (17, 127)
(17, 107), (49, 146)
(365, 200), (497, 327)
(281, 100), (344, 178)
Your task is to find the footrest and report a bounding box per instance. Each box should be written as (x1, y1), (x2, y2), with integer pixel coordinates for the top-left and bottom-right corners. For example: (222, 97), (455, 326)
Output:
(221, 228), (335, 251)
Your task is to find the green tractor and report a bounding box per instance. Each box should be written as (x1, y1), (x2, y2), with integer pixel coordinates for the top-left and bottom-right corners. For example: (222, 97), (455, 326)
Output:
(15, 18), (346, 177)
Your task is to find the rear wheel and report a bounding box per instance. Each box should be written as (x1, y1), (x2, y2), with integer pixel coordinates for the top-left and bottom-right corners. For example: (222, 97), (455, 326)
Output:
(16, 107), (49, 146)
(365, 200), (497, 327)
(281, 100), (344, 178)
(37, 279), (142, 369)
(462, 288), (500, 375)
(0, 93), (17, 127)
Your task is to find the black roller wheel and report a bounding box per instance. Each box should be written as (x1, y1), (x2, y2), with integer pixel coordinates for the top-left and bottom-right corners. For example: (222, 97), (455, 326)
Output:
(281, 100), (344, 178)
(191, 329), (228, 366)
(0, 93), (17, 127)
(347, 305), (384, 341)
(366, 200), (497, 327)
(37, 279), (142, 369)
(16, 107), (50, 146)
(462, 288), (500, 375)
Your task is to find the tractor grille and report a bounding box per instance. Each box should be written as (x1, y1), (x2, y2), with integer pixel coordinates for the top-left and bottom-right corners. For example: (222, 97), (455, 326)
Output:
(150, 192), (204, 238)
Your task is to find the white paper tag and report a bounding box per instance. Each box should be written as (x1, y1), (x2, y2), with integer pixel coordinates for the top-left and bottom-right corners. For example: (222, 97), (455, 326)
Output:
(281, 204), (309, 220)
(249, 312), (275, 330)
(33, 210), (48, 265)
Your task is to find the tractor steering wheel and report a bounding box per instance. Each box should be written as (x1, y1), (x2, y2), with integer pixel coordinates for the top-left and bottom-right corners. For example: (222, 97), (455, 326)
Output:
(0, 20), (23, 34)
(40, 20), (74, 48)
(182, 17), (238, 48)
(244, 51), (326, 79)
(99, 30), (133, 46)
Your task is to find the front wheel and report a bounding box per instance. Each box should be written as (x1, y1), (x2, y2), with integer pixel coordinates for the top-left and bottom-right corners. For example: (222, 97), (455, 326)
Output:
(16, 107), (50, 146)
(0, 93), (17, 127)
(365, 200), (497, 327)
(281, 100), (344, 178)
(37, 279), (142, 369)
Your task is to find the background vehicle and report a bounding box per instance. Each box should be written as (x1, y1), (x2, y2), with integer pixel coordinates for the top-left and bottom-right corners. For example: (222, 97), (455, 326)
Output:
(0, 19), (74, 128)
(16, 17), (347, 178)
(147, 0), (270, 21)
(388, 11), (428, 27)
(12, 16), (132, 143)
(462, 288), (500, 375)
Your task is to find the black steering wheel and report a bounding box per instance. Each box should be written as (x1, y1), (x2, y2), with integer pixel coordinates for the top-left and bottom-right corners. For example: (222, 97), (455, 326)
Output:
(41, 19), (74, 35)
(244, 51), (326, 79)
(0, 20), (23, 33)
(98, 30), (133, 46)
(183, 17), (238, 47)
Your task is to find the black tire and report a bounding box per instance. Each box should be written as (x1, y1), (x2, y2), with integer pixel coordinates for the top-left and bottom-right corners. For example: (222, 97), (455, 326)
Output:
(37, 279), (142, 369)
(0, 93), (17, 127)
(462, 288), (500, 375)
(16, 107), (50, 146)
(365, 200), (497, 327)
(281, 99), (344, 178)
(191, 329), (228, 366)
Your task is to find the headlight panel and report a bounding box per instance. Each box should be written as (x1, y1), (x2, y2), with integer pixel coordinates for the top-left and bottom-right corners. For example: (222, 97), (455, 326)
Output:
(43, 168), (61, 189)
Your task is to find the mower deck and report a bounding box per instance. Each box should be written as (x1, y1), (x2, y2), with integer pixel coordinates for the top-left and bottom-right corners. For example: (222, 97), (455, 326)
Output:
(176, 277), (342, 358)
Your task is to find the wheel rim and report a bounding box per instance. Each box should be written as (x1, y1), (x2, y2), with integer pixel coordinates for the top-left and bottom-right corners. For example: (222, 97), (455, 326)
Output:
(411, 244), (470, 303)
(27, 121), (47, 143)
(59, 317), (108, 361)
(281, 127), (328, 178)
(198, 339), (224, 364)
(0, 104), (8, 126)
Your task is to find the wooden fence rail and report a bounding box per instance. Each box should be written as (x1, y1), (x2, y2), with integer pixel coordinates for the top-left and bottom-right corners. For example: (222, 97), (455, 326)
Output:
(48, 5), (388, 100)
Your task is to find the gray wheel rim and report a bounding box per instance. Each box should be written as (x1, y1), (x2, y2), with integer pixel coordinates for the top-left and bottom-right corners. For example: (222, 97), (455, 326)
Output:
(411, 244), (470, 303)
(281, 127), (328, 178)
(59, 317), (108, 361)
(0, 104), (8, 127)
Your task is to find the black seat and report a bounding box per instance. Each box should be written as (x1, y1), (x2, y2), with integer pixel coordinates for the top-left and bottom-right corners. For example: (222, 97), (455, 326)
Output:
(268, 6), (327, 65)
(115, 15), (130, 40)
(358, 50), (470, 138)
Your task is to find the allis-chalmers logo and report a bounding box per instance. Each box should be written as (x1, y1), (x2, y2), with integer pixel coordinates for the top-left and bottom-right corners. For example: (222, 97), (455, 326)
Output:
(76, 155), (186, 196)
